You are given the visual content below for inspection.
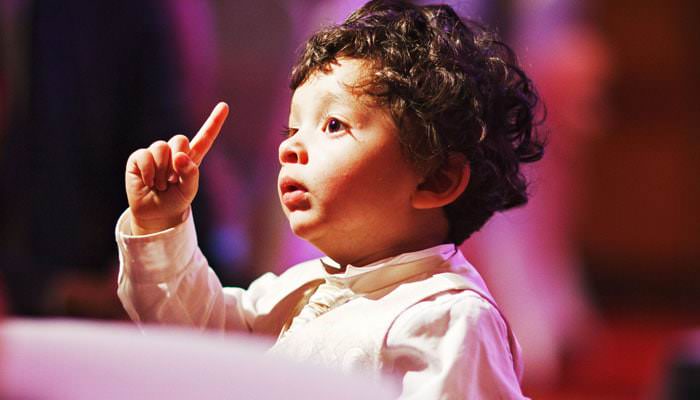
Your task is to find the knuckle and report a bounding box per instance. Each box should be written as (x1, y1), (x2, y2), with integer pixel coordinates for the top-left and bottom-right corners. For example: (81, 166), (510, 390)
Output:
(168, 135), (190, 152)
(149, 141), (171, 161)
(149, 140), (169, 151)
(129, 148), (147, 162)
(170, 134), (188, 143)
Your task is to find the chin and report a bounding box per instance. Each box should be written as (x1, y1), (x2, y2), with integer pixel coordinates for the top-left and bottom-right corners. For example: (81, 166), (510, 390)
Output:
(287, 215), (319, 240)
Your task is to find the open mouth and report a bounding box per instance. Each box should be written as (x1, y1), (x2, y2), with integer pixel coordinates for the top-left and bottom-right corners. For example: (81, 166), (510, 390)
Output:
(280, 177), (307, 194)
(282, 183), (305, 194)
(279, 177), (310, 210)
(280, 176), (307, 195)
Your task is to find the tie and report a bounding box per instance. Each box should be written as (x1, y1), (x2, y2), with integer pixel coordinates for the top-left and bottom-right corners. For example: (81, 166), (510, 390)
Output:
(278, 280), (356, 341)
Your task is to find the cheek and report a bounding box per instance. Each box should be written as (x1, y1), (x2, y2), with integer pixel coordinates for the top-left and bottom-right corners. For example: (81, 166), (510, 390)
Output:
(325, 164), (403, 208)
(316, 169), (356, 203)
(312, 143), (416, 210)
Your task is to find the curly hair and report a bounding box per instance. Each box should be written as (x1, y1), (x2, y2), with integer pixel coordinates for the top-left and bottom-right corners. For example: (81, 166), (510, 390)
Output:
(290, 0), (545, 244)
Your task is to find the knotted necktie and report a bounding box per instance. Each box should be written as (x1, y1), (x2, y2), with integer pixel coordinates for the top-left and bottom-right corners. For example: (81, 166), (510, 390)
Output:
(278, 280), (357, 341)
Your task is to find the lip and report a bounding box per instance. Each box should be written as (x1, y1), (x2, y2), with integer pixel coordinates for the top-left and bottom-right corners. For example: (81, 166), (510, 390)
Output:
(279, 176), (310, 211)
(279, 176), (308, 195)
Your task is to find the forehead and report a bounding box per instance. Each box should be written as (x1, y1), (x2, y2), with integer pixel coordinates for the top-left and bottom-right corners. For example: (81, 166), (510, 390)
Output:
(290, 58), (372, 112)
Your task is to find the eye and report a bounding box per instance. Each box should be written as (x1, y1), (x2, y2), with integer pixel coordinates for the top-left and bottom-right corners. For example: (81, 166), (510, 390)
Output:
(324, 118), (348, 134)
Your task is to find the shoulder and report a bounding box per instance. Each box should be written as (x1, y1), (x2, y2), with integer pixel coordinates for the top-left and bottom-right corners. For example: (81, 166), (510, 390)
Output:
(385, 290), (513, 363)
(385, 291), (523, 388)
(387, 289), (509, 348)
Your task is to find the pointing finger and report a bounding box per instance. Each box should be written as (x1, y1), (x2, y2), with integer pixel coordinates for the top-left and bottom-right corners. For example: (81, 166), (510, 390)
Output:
(190, 102), (229, 166)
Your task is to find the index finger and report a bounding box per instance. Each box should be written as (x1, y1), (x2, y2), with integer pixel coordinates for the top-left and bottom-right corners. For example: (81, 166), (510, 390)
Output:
(189, 102), (229, 166)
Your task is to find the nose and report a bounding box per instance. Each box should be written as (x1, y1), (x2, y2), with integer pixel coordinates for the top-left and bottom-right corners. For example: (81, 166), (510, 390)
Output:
(278, 135), (308, 165)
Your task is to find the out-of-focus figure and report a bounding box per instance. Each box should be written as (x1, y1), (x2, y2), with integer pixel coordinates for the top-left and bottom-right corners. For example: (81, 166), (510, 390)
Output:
(195, 1), (294, 284)
(463, 1), (612, 387)
(0, 0), (214, 317)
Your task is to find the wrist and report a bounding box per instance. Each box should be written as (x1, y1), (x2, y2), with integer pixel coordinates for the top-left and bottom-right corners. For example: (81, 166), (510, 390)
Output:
(130, 209), (188, 235)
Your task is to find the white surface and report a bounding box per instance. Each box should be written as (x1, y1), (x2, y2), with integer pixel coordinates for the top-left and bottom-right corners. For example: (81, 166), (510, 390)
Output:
(0, 318), (397, 400)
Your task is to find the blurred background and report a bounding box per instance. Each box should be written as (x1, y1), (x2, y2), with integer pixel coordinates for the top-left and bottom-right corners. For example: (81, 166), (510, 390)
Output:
(0, 0), (698, 398)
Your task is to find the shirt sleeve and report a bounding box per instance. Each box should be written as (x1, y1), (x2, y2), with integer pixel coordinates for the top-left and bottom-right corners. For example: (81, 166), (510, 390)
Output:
(115, 208), (274, 333)
(384, 291), (527, 400)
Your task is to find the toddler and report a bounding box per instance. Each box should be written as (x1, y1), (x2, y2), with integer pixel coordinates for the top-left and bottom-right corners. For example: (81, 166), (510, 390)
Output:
(116, 1), (544, 398)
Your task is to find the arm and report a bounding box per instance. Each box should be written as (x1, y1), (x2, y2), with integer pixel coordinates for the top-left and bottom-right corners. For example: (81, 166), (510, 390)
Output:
(116, 208), (258, 332)
(384, 291), (527, 400)
(118, 102), (262, 331)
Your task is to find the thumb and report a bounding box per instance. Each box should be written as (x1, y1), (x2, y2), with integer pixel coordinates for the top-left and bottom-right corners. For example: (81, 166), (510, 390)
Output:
(173, 152), (199, 195)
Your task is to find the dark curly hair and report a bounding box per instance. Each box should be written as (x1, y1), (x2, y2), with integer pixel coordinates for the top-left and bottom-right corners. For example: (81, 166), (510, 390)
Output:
(290, 0), (545, 244)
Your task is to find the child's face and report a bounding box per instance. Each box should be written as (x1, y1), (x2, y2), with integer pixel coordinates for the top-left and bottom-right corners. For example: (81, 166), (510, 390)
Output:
(278, 58), (424, 265)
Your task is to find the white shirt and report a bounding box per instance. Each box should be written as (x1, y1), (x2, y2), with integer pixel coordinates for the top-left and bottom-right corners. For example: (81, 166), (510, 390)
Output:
(116, 209), (527, 399)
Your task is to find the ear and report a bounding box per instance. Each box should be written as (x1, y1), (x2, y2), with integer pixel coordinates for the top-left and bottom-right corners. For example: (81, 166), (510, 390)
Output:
(411, 153), (470, 210)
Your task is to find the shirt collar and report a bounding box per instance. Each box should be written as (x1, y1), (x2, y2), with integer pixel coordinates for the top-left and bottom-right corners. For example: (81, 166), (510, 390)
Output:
(319, 244), (458, 294)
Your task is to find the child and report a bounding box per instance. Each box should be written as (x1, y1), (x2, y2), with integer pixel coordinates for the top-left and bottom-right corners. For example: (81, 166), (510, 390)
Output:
(116, 1), (543, 398)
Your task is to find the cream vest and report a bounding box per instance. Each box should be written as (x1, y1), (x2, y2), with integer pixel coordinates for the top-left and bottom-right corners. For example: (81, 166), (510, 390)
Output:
(264, 258), (521, 377)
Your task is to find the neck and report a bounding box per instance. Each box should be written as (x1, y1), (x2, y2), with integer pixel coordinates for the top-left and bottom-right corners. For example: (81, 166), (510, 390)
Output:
(320, 210), (450, 267)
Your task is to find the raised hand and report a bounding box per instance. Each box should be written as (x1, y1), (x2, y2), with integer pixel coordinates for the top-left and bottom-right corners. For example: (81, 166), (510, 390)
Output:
(125, 102), (229, 235)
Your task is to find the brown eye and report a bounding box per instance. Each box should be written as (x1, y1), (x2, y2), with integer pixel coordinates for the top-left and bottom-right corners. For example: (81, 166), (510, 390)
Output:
(325, 118), (347, 134)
